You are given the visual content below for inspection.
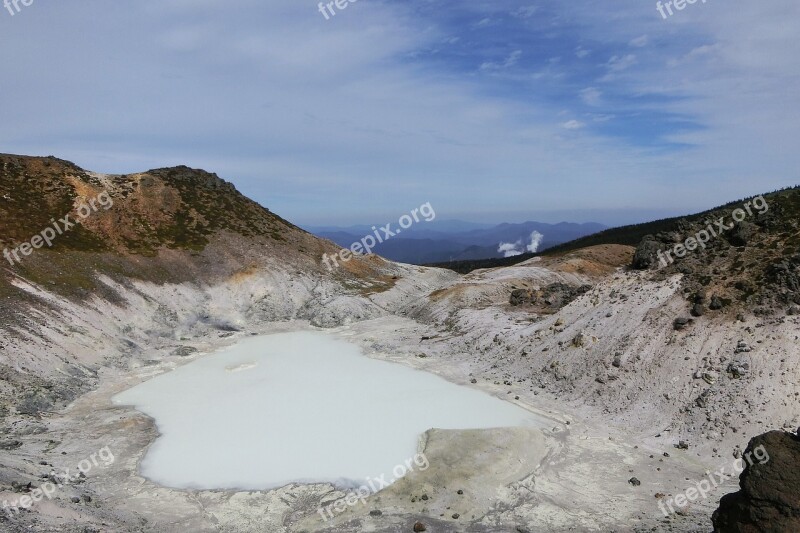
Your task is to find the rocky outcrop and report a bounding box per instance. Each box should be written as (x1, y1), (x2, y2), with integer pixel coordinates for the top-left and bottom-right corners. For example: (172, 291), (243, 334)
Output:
(726, 221), (758, 247)
(631, 236), (664, 270)
(765, 254), (800, 304)
(509, 283), (591, 308)
(541, 283), (591, 307)
(510, 288), (535, 306)
(712, 430), (800, 532)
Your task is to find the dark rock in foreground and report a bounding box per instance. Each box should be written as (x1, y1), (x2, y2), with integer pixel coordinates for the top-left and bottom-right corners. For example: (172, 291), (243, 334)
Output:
(712, 430), (800, 532)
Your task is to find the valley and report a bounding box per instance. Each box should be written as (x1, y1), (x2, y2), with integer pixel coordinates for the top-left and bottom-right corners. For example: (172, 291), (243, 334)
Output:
(1, 156), (799, 532)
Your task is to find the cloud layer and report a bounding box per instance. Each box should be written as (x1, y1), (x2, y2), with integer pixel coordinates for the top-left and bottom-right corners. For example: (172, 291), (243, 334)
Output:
(0, 0), (797, 225)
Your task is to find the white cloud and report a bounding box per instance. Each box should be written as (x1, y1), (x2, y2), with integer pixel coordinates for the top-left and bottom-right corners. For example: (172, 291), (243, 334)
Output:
(606, 54), (637, 72)
(512, 6), (539, 19)
(580, 87), (602, 106)
(0, 0), (797, 226)
(667, 43), (722, 67)
(599, 54), (638, 82)
(481, 50), (522, 71)
(590, 114), (616, 122)
(558, 0), (800, 208)
(563, 120), (586, 130)
(629, 35), (649, 48)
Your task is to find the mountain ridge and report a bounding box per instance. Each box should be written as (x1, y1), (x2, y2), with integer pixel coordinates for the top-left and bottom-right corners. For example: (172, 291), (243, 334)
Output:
(1, 154), (799, 532)
(311, 220), (608, 264)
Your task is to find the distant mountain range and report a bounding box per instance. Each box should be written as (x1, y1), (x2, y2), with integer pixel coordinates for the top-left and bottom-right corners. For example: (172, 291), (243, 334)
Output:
(306, 219), (608, 264)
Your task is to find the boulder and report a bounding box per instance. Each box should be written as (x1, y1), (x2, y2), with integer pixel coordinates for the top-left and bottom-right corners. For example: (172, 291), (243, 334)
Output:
(765, 254), (800, 300)
(632, 236), (664, 270)
(509, 289), (535, 306)
(674, 317), (693, 330)
(541, 283), (591, 308)
(571, 333), (586, 348)
(172, 346), (198, 357)
(727, 221), (757, 247)
(712, 431), (800, 532)
(691, 303), (706, 317)
(709, 296), (725, 310)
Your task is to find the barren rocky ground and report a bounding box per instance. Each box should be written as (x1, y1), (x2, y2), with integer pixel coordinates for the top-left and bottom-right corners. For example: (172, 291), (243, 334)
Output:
(2, 156), (799, 532)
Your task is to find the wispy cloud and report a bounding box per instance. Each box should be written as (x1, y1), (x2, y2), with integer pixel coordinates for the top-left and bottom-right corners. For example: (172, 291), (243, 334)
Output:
(563, 120), (586, 130)
(0, 0), (796, 227)
(480, 50), (522, 71)
(629, 35), (649, 48)
(580, 87), (602, 106)
(512, 6), (539, 19)
(606, 54), (637, 72)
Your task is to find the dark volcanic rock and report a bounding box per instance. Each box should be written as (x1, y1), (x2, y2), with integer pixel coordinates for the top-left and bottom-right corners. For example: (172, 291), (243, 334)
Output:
(172, 346), (198, 357)
(712, 430), (800, 532)
(632, 236), (664, 270)
(726, 221), (757, 247)
(16, 392), (55, 416)
(541, 283), (591, 308)
(765, 254), (800, 303)
(0, 439), (22, 450)
(710, 296), (725, 310)
(695, 390), (711, 409)
(673, 317), (693, 330)
(509, 289), (535, 306)
(510, 284), (590, 309)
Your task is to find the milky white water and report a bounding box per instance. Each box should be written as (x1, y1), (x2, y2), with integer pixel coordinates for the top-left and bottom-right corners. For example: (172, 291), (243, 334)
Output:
(113, 331), (546, 490)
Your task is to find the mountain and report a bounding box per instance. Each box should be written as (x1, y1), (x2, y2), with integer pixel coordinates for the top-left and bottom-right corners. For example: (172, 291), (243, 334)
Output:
(1, 154), (799, 533)
(306, 219), (494, 235)
(309, 220), (607, 264)
(434, 187), (800, 276)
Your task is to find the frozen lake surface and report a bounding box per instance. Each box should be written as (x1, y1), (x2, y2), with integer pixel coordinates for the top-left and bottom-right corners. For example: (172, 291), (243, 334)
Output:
(113, 331), (546, 490)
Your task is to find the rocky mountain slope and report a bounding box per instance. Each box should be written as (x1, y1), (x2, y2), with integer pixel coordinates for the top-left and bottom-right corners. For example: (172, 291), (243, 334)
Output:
(1, 155), (799, 532)
(0, 154), (447, 425)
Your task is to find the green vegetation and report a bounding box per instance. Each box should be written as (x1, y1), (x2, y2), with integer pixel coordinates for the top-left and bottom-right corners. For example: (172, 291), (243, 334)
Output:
(0, 155), (304, 304)
(430, 186), (800, 274)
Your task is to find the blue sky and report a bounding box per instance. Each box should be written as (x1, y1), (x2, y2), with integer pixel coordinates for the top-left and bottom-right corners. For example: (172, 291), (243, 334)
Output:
(0, 0), (798, 226)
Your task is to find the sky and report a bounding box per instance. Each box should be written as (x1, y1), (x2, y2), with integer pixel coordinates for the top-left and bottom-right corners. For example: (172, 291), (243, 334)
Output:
(0, 0), (798, 227)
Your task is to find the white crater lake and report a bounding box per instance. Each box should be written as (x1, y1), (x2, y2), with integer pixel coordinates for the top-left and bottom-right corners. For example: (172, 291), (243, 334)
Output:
(113, 331), (546, 490)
